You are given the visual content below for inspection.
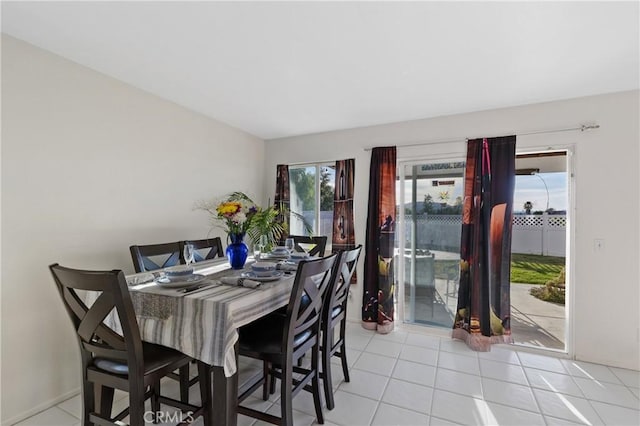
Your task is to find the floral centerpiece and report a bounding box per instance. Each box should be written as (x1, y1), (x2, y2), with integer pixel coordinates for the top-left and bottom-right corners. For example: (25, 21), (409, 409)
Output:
(213, 192), (258, 238)
(196, 191), (311, 268)
(195, 192), (258, 269)
(197, 192), (292, 268)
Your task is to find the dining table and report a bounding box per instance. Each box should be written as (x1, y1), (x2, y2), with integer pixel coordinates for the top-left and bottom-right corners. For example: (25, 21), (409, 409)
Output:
(122, 256), (297, 426)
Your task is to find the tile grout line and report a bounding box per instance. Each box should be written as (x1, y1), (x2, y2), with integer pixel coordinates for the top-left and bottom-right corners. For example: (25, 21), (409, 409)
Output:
(427, 345), (441, 422)
(366, 349), (398, 425)
(55, 401), (81, 420)
(17, 324), (640, 426)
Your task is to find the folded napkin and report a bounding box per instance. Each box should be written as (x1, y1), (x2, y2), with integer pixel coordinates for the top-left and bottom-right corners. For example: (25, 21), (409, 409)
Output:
(126, 273), (156, 286)
(277, 262), (298, 272)
(219, 276), (261, 289)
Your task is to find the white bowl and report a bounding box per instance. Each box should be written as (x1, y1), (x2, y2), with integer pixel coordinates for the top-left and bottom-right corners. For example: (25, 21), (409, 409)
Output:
(271, 247), (290, 256)
(251, 261), (277, 276)
(165, 265), (194, 277)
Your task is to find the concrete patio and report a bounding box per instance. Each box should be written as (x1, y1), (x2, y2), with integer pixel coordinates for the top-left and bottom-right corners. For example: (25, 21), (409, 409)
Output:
(403, 279), (566, 351)
(510, 283), (565, 350)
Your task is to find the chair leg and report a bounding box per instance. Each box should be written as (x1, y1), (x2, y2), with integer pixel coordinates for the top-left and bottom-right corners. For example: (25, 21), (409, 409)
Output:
(311, 346), (325, 424)
(322, 329), (335, 410)
(179, 364), (190, 403)
(340, 342), (350, 383)
(197, 361), (212, 425)
(82, 381), (95, 425)
(129, 386), (146, 426)
(262, 361), (270, 401)
(98, 385), (114, 419)
(339, 320), (350, 382)
(280, 362), (294, 426)
(151, 381), (161, 423)
(269, 367), (277, 395)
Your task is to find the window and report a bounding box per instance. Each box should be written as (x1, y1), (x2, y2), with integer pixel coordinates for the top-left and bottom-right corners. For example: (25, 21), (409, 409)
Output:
(289, 163), (335, 251)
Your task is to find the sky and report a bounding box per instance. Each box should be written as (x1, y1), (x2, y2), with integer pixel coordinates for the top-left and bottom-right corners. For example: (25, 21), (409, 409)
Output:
(398, 171), (567, 213)
(300, 164), (567, 213)
(514, 172), (567, 212)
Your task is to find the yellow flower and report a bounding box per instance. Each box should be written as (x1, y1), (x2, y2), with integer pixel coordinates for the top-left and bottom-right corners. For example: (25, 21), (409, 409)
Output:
(217, 201), (241, 217)
(197, 192), (260, 237)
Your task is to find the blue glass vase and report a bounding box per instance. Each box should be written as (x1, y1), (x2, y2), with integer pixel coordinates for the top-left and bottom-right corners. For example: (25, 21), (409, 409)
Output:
(226, 233), (249, 269)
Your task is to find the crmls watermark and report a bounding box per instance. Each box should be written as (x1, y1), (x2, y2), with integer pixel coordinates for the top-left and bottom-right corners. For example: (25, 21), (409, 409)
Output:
(143, 411), (195, 424)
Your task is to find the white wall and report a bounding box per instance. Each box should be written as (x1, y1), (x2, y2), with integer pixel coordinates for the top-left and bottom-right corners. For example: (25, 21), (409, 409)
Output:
(264, 90), (640, 371)
(0, 35), (265, 424)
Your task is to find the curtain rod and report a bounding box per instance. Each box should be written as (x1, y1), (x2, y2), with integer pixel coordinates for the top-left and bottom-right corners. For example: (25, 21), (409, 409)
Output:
(287, 159), (339, 167)
(363, 124), (600, 151)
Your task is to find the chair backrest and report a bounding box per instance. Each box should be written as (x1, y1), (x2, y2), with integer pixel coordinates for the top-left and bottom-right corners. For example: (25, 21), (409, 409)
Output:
(324, 245), (362, 326)
(49, 264), (144, 376)
(283, 254), (337, 356)
(290, 235), (328, 257)
(129, 241), (182, 273)
(183, 238), (224, 262)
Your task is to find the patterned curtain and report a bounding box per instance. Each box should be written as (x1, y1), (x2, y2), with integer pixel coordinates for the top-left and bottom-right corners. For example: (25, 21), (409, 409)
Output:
(453, 136), (516, 350)
(274, 164), (290, 245)
(362, 147), (396, 334)
(332, 159), (357, 283)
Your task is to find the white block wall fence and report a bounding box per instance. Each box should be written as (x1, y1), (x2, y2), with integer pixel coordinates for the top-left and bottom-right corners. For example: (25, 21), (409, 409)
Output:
(403, 213), (566, 257)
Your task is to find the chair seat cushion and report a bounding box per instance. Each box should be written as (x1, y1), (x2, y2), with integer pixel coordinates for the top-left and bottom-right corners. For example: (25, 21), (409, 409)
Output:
(94, 358), (128, 375)
(239, 314), (312, 356)
(273, 292), (311, 316)
(331, 306), (343, 319)
(93, 342), (187, 376)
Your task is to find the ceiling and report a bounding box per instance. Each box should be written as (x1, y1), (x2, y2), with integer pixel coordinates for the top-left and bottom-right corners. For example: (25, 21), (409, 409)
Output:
(2, 1), (638, 140)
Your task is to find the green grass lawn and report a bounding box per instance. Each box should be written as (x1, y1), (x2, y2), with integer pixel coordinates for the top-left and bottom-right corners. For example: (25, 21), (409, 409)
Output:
(430, 253), (564, 285)
(510, 253), (565, 284)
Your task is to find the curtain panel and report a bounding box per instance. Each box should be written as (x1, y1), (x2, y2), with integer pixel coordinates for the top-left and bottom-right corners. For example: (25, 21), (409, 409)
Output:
(453, 136), (516, 351)
(332, 159), (357, 283)
(274, 164), (290, 245)
(362, 147), (396, 334)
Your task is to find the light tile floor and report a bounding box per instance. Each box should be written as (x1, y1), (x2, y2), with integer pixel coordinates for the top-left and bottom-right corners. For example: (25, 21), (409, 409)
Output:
(14, 322), (640, 425)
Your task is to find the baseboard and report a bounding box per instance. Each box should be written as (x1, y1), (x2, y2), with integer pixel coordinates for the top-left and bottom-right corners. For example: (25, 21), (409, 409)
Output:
(2, 387), (80, 426)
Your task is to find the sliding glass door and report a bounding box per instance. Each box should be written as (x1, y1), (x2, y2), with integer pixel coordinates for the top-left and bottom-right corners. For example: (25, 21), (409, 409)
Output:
(397, 159), (465, 328)
(398, 151), (571, 353)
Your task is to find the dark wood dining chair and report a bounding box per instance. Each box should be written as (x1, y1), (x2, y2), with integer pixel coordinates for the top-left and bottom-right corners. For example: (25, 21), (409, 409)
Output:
(182, 237), (224, 262)
(129, 241), (182, 273)
(321, 245), (362, 410)
(289, 235), (328, 257)
(129, 241), (195, 402)
(237, 254), (338, 426)
(49, 264), (211, 426)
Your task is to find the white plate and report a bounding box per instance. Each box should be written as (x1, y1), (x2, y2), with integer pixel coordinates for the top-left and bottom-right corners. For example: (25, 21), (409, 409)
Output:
(241, 270), (284, 282)
(262, 253), (290, 260)
(271, 247), (290, 255)
(156, 274), (208, 289)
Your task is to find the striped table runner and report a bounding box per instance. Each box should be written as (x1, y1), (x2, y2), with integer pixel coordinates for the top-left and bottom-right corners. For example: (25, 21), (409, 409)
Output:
(129, 260), (294, 377)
